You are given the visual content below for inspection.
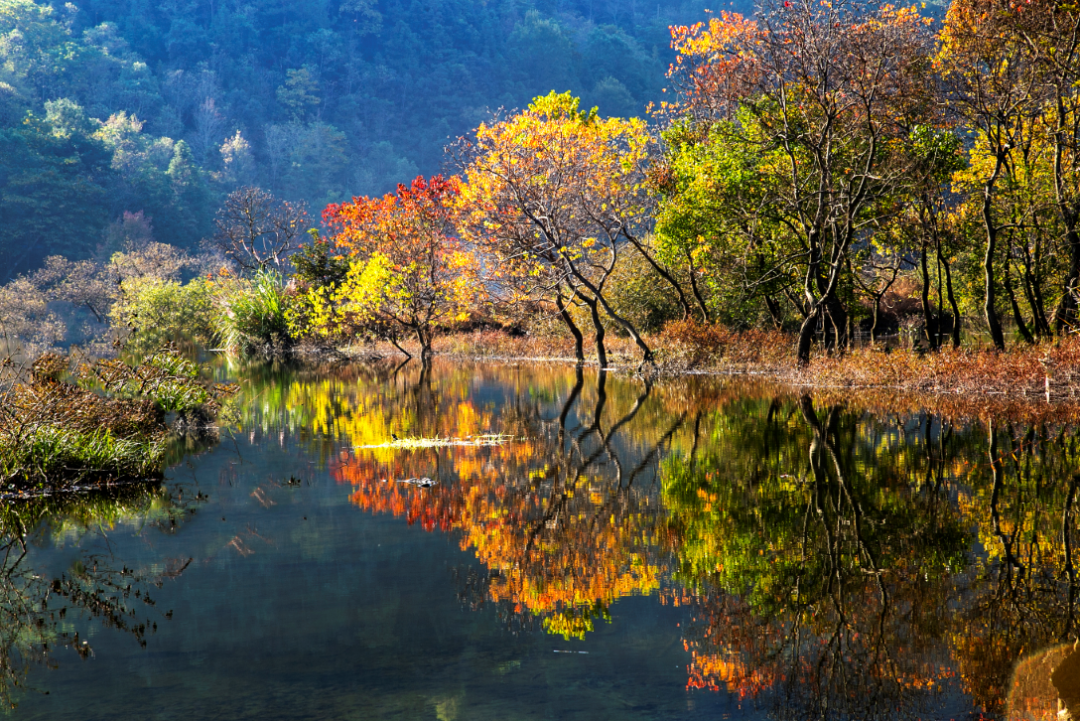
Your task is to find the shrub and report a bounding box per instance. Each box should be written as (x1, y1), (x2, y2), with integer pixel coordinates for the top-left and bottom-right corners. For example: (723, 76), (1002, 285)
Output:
(656, 319), (793, 370)
(110, 276), (216, 351)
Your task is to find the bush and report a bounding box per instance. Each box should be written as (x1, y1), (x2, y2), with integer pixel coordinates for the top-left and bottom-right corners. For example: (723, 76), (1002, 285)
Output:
(0, 348), (233, 490)
(604, 248), (688, 334)
(110, 276), (216, 351)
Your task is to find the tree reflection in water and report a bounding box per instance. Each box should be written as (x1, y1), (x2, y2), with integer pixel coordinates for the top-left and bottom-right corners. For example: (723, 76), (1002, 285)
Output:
(0, 485), (194, 709)
(664, 392), (1080, 719)
(663, 395), (970, 718)
(245, 359), (1080, 719)
(333, 364), (678, 639)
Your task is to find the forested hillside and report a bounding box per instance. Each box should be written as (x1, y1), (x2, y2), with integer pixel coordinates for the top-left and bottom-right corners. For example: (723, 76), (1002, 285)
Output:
(0, 0), (718, 276)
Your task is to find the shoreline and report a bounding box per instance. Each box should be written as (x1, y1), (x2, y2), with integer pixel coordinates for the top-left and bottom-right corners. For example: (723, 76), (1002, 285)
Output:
(299, 330), (1080, 426)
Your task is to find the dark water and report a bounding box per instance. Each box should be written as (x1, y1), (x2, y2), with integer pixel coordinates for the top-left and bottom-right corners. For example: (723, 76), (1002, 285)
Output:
(5, 360), (1079, 720)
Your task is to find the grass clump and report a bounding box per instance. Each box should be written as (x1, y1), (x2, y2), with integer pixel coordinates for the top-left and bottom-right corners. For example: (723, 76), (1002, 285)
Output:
(0, 347), (233, 491)
(212, 269), (293, 356)
(1, 426), (164, 489)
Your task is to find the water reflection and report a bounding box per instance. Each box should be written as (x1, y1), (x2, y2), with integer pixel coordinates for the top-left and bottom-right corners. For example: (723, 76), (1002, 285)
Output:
(664, 395), (970, 718)
(332, 366), (675, 639)
(11, 359), (1080, 718)
(0, 484), (195, 708)
(234, 360), (1080, 719)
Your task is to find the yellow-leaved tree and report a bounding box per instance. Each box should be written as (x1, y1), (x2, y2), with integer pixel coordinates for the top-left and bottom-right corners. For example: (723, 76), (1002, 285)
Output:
(457, 92), (666, 367)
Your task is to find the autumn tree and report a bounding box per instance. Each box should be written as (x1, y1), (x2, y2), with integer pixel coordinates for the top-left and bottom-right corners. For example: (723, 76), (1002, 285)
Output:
(323, 175), (479, 362)
(663, 1), (936, 364)
(1002, 2), (1080, 333)
(936, 0), (1048, 350)
(891, 126), (968, 349)
(458, 92), (666, 367)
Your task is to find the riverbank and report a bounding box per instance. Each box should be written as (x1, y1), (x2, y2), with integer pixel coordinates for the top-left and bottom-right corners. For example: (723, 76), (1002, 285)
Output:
(334, 326), (1080, 425)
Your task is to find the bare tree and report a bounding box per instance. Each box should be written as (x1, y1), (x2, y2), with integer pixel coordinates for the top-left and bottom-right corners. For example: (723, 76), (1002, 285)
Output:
(212, 187), (308, 273)
(189, 96), (226, 165)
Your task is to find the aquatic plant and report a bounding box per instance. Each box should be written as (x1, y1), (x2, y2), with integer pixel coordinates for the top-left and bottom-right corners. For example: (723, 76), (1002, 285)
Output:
(356, 434), (513, 449)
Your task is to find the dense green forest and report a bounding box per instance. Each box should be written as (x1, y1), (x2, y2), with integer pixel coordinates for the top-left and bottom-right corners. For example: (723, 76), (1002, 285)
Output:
(0, 0), (719, 276)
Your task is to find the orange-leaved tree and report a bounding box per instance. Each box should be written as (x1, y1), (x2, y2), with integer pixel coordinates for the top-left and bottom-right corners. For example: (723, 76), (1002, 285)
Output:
(323, 175), (481, 362)
(457, 92), (664, 367)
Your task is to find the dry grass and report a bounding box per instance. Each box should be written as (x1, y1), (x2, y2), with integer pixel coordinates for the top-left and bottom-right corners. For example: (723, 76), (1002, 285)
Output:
(653, 320), (794, 372)
(798, 340), (1080, 399)
(0, 347), (233, 491)
(346, 324), (1080, 421)
(356, 434), (514, 449)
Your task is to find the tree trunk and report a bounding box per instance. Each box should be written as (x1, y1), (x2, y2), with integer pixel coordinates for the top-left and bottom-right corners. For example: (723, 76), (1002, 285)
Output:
(589, 287), (652, 364)
(1020, 254), (1051, 338)
(416, 327), (434, 365)
(982, 180), (1006, 351)
(939, 244), (962, 349)
(1029, 271), (1052, 338)
(389, 332), (412, 359)
(919, 244), (939, 350)
(824, 293), (849, 353)
(871, 295), (882, 345)
(1004, 254), (1034, 345)
(556, 292), (585, 363)
(783, 287), (809, 320)
(796, 306), (820, 367)
(686, 249), (709, 322)
(583, 294), (608, 369)
(622, 231), (692, 319)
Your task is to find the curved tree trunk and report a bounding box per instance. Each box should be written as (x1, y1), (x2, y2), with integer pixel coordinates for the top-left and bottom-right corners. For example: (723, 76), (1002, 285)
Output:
(572, 278), (652, 365)
(982, 177), (1006, 351)
(582, 293), (608, 369)
(564, 261), (651, 365)
(686, 249), (710, 322)
(940, 244), (962, 349)
(556, 291), (585, 363)
(870, 295), (882, 345)
(416, 327), (434, 365)
(796, 305), (820, 367)
(388, 333), (412, 360)
(621, 230), (692, 319)
(593, 292), (652, 365)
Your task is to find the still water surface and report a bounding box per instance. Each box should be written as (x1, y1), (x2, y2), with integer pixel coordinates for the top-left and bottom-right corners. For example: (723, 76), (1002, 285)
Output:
(6, 360), (1080, 719)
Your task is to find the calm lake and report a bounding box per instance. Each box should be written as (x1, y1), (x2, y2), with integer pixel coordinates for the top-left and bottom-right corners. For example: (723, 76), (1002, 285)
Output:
(5, 360), (1078, 720)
